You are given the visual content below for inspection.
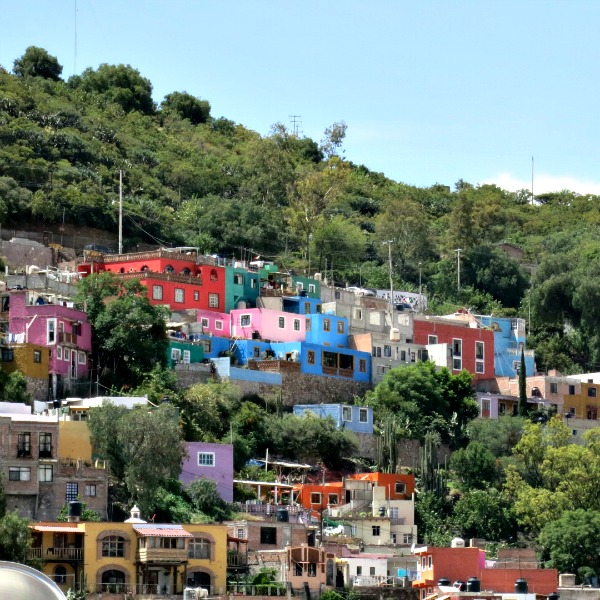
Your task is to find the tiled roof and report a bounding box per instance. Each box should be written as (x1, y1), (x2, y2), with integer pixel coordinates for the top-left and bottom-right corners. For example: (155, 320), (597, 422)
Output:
(133, 525), (193, 537)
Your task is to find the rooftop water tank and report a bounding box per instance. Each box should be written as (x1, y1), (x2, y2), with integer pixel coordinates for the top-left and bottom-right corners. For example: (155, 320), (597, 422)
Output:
(390, 328), (401, 341)
(515, 578), (528, 594)
(451, 536), (465, 548)
(467, 577), (481, 592)
(276, 508), (289, 522)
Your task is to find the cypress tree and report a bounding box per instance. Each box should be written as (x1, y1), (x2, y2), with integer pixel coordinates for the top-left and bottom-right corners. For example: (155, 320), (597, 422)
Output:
(518, 347), (528, 416)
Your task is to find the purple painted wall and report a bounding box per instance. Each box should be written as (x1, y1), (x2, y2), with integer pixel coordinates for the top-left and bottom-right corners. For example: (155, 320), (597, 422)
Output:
(8, 291), (92, 378)
(180, 442), (234, 502)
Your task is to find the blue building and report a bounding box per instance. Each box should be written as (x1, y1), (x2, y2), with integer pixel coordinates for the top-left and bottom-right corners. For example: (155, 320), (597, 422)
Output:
(475, 315), (535, 378)
(293, 403), (374, 434)
(305, 313), (350, 347)
(281, 295), (322, 315)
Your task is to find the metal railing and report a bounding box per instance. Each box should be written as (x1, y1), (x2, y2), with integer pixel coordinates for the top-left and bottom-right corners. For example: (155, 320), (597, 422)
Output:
(227, 583), (287, 596)
(29, 547), (83, 561)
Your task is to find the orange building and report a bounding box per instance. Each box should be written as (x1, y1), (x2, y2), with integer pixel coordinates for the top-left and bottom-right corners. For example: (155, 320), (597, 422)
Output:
(347, 472), (415, 500)
(294, 482), (345, 512)
(412, 543), (557, 599)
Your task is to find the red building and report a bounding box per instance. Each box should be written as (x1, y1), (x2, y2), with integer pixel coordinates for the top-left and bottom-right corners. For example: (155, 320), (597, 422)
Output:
(78, 249), (226, 313)
(413, 313), (495, 381)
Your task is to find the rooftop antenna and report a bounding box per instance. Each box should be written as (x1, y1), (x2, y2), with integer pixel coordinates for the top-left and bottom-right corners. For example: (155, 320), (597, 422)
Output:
(531, 156), (534, 205)
(289, 115), (301, 137)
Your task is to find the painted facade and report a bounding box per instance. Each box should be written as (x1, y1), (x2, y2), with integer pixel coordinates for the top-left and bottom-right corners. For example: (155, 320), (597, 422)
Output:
(8, 290), (92, 398)
(293, 403), (374, 434)
(30, 519), (228, 595)
(196, 309), (231, 338)
(414, 314), (495, 381)
(224, 265), (260, 312)
(167, 338), (205, 368)
(229, 308), (306, 342)
(305, 313), (349, 347)
(180, 442), (234, 502)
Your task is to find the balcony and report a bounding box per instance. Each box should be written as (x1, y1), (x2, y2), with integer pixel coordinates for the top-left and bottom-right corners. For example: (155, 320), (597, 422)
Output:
(247, 359), (300, 373)
(59, 332), (78, 344)
(29, 547), (83, 561)
(227, 551), (249, 567)
(322, 366), (355, 378)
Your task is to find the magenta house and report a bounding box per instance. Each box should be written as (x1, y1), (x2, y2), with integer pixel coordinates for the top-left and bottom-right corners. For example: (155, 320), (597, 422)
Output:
(180, 442), (234, 502)
(196, 309), (231, 338)
(7, 290), (92, 399)
(229, 308), (306, 342)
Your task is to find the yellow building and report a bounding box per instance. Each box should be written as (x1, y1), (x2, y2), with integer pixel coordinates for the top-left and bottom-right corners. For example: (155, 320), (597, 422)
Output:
(29, 511), (228, 595)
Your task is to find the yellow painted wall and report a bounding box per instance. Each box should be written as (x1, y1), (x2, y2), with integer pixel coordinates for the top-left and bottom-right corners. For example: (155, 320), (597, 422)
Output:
(185, 523), (228, 594)
(58, 421), (93, 461)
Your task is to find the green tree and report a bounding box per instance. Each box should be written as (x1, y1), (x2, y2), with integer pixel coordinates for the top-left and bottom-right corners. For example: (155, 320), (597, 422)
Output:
(467, 416), (524, 458)
(415, 491), (454, 546)
(539, 509), (600, 583)
(0, 371), (31, 404)
(13, 46), (63, 80)
(57, 501), (101, 522)
(450, 442), (499, 491)
(161, 91), (211, 125)
(88, 402), (186, 514)
(518, 348), (528, 416)
(0, 511), (34, 563)
(187, 478), (232, 522)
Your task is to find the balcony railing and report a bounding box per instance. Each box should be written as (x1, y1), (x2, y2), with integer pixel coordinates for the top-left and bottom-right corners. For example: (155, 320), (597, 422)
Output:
(247, 359), (301, 373)
(59, 332), (78, 344)
(29, 547), (83, 561)
(227, 552), (249, 567)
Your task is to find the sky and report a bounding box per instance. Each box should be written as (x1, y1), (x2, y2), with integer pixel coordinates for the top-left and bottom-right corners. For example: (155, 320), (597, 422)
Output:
(2, 0), (600, 195)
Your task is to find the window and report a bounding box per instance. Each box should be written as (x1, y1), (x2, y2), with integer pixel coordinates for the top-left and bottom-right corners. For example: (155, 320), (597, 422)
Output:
(359, 359), (367, 373)
(233, 273), (244, 285)
(410, 352), (416, 363)
(308, 563), (317, 577)
(359, 408), (368, 423)
(337, 321), (345, 334)
(453, 358), (462, 370)
(342, 406), (352, 421)
(56, 346), (62, 360)
(428, 335), (438, 345)
(260, 527), (277, 545)
(476, 362), (484, 373)
(47, 319), (56, 344)
(39, 465), (53, 482)
(550, 383), (558, 394)
(475, 341), (484, 360)
(323, 319), (331, 332)
(174, 288), (185, 303)
(589, 387), (598, 398)
(152, 285), (163, 300)
(310, 493), (322, 504)
(428, 555), (433, 569)
(309, 284), (316, 293)
(64, 348), (70, 361)
(17, 432), (31, 457)
(294, 319), (301, 331)
(102, 535), (125, 557)
(2, 348), (15, 362)
(306, 318), (311, 332)
(171, 348), (182, 362)
(237, 528), (245, 539)
(328, 494), (339, 505)
(395, 482), (406, 494)
(354, 308), (363, 320)
(452, 338), (462, 356)
(403, 534), (413, 544)
(307, 351), (315, 365)
(250, 278), (257, 289)
(304, 302), (311, 314)
(296, 282), (304, 290)
(85, 484), (97, 497)
(384, 345), (392, 357)
(356, 567), (362, 576)
(198, 452), (215, 467)
(202, 340), (212, 353)
(370, 567), (376, 576)
(372, 346), (381, 358)
(9, 467), (31, 481)
(215, 320), (223, 330)
(400, 350), (406, 361)
(189, 537), (211, 559)
(569, 385), (576, 395)
(240, 314), (251, 327)
(201, 318), (209, 328)
(39, 432), (52, 457)
(372, 526), (380, 536)
(209, 293), (219, 308)
(253, 346), (261, 358)
(499, 402), (506, 415)
(66, 482), (78, 502)
(278, 316), (285, 328)
(54, 566), (67, 585)
(33, 350), (42, 363)
(78, 351), (86, 365)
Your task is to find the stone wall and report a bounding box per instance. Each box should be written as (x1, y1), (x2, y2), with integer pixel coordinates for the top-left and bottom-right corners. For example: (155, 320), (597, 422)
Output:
(280, 372), (370, 406)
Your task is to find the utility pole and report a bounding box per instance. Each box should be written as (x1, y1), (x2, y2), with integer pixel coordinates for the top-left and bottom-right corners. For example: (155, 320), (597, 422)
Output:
(455, 248), (463, 292)
(289, 115), (302, 137)
(118, 170), (123, 254)
(382, 241), (394, 307)
(418, 262), (423, 313)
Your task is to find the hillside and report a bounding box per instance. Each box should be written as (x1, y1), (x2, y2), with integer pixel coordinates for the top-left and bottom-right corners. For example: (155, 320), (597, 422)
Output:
(3, 48), (600, 372)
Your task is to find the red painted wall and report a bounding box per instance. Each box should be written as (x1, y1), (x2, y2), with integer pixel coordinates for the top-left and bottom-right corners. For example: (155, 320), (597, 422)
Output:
(347, 473), (415, 500)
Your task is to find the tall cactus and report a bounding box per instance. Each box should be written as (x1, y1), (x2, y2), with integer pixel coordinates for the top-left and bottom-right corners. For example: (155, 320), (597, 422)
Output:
(419, 431), (447, 496)
(376, 415), (397, 473)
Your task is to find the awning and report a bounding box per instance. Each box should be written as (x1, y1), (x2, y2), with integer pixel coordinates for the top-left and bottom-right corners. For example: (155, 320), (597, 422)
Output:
(30, 524), (82, 532)
(133, 526), (193, 538)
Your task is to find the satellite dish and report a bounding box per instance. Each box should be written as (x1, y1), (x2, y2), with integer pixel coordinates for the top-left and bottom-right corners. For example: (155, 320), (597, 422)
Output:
(0, 561), (67, 599)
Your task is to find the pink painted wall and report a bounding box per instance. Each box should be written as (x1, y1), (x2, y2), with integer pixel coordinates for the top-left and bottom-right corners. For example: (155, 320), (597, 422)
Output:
(196, 309), (231, 337)
(229, 308), (306, 342)
(8, 291), (92, 377)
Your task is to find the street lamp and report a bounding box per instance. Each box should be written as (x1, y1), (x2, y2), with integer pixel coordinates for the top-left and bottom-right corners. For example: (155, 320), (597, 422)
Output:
(308, 233), (313, 276)
(455, 249), (463, 292)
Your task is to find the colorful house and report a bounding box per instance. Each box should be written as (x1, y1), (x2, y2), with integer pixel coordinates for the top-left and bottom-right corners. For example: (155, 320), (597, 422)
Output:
(414, 312), (495, 381)
(293, 403), (374, 434)
(180, 442), (234, 502)
(229, 308), (306, 342)
(167, 337), (205, 368)
(30, 516), (228, 595)
(224, 264), (260, 312)
(305, 313), (349, 347)
(0, 341), (49, 399)
(7, 290), (92, 399)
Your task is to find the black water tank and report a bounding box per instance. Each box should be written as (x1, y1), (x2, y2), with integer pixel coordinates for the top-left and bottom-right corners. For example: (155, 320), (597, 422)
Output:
(454, 580), (466, 591)
(276, 508), (289, 522)
(467, 577), (481, 593)
(437, 578), (451, 587)
(548, 593), (560, 600)
(515, 579), (528, 594)
(68, 501), (83, 519)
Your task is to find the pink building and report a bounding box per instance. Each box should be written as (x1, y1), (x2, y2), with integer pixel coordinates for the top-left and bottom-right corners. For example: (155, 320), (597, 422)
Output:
(196, 309), (231, 338)
(8, 291), (92, 399)
(229, 308), (306, 342)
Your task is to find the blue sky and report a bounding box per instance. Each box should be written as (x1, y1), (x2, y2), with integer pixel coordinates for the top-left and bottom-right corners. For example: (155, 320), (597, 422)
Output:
(2, 0), (600, 194)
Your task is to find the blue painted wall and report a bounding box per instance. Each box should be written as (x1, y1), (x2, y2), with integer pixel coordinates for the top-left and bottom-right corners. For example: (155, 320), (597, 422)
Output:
(282, 296), (322, 315)
(305, 313), (349, 347)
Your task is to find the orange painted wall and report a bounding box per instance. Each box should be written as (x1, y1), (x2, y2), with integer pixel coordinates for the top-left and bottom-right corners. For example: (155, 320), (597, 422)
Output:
(294, 483), (345, 512)
(348, 472), (416, 500)
(413, 547), (483, 588)
(480, 568), (558, 595)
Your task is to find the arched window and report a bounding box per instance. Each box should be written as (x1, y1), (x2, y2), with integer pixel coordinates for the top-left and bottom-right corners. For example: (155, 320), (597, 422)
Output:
(141, 265), (149, 271)
(187, 571), (211, 590)
(164, 265), (175, 273)
(54, 565), (67, 584)
(181, 267), (191, 276)
(119, 267), (125, 273)
(102, 569), (126, 593)
(102, 535), (125, 557)
(210, 269), (218, 282)
(189, 537), (211, 559)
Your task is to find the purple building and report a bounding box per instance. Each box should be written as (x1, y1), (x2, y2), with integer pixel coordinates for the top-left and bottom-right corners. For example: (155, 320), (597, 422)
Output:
(7, 290), (92, 400)
(180, 442), (234, 502)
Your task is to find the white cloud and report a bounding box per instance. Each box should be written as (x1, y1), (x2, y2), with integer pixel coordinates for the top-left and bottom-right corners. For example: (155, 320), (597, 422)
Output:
(485, 172), (600, 196)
